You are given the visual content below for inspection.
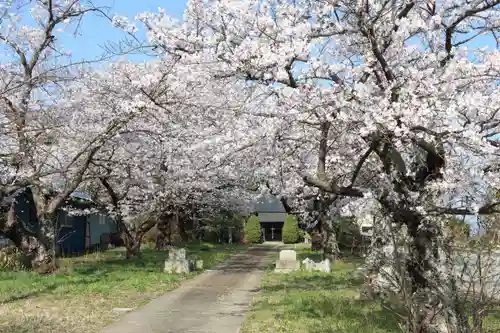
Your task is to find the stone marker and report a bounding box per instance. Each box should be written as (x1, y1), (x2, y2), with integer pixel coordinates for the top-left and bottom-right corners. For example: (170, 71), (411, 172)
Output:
(280, 250), (297, 261)
(164, 258), (190, 274)
(164, 248), (190, 274)
(274, 249), (300, 273)
(164, 248), (204, 274)
(302, 258), (315, 272)
(169, 248), (187, 261)
(316, 258), (331, 273)
(302, 257), (331, 273)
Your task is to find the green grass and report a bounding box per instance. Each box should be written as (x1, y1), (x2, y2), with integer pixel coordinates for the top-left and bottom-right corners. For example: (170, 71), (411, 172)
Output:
(0, 242), (246, 333)
(240, 245), (500, 333)
(484, 311), (500, 332)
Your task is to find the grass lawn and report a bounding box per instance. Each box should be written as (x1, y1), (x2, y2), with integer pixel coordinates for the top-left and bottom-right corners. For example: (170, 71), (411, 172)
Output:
(240, 245), (500, 333)
(0, 242), (246, 333)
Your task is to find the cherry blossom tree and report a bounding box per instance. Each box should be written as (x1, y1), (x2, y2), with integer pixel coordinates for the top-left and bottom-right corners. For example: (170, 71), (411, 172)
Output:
(135, 1), (500, 332)
(0, 0), (142, 268)
(76, 57), (261, 257)
(0, 0), (268, 268)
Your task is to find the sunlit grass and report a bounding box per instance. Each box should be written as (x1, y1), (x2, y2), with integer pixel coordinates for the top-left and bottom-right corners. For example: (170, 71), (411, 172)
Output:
(240, 245), (500, 333)
(0, 242), (246, 333)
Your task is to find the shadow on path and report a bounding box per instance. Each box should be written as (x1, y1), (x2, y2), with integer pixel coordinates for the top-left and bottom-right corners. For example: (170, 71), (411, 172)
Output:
(99, 245), (279, 333)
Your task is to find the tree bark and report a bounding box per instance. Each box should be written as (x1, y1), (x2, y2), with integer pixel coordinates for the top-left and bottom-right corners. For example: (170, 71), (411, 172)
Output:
(156, 212), (174, 250)
(114, 215), (155, 259)
(176, 211), (189, 242)
(124, 233), (143, 259)
(318, 211), (340, 261)
(322, 227), (340, 261)
(1, 201), (52, 269)
(379, 200), (471, 333)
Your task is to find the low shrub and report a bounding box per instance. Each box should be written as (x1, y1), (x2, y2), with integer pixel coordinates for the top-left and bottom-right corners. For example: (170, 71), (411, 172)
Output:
(282, 214), (300, 244)
(244, 215), (262, 244)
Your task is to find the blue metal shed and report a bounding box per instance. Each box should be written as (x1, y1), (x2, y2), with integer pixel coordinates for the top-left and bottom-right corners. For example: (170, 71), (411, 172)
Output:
(4, 188), (117, 255)
(87, 213), (117, 247)
(57, 211), (87, 255)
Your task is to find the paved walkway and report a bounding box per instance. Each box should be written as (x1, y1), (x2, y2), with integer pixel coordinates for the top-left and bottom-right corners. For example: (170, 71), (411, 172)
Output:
(99, 245), (278, 333)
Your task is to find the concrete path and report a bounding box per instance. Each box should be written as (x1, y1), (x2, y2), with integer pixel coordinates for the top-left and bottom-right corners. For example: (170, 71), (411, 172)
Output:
(99, 245), (278, 333)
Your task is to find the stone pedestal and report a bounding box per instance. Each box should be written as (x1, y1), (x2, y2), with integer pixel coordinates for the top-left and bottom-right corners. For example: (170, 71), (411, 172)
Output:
(274, 250), (300, 273)
(164, 259), (191, 274)
(164, 248), (203, 274)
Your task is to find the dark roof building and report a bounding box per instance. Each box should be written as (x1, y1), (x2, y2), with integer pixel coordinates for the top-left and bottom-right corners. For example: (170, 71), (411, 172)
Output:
(253, 195), (287, 242)
(253, 195), (286, 213)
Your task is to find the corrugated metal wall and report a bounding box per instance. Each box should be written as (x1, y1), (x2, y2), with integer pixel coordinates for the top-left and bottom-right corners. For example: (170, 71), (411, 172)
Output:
(58, 214), (87, 254)
(2, 189), (118, 255)
(88, 213), (117, 246)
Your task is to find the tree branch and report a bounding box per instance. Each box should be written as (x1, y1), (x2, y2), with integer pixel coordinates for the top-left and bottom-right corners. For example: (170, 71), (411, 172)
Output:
(299, 172), (364, 197)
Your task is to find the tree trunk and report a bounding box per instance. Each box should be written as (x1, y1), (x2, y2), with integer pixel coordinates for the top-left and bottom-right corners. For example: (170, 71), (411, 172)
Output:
(115, 216), (155, 259)
(443, 237), (471, 333)
(176, 212), (189, 242)
(382, 205), (471, 333)
(168, 216), (172, 244)
(319, 213), (340, 261)
(322, 227), (340, 261)
(406, 218), (469, 333)
(1, 202), (52, 270)
(38, 212), (59, 271)
(124, 234), (143, 259)
(155, 212), (174, 250)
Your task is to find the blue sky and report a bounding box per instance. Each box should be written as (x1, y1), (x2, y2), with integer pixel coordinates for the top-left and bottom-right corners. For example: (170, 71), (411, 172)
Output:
(61, 0), (189, 61)
(4, 0), (496, 64)
(62, 1), (496, 62)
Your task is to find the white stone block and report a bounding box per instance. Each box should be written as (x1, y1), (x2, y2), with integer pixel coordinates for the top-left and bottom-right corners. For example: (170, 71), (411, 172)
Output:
(301, 257), (332, 273)
(279, 250), (297, 261)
